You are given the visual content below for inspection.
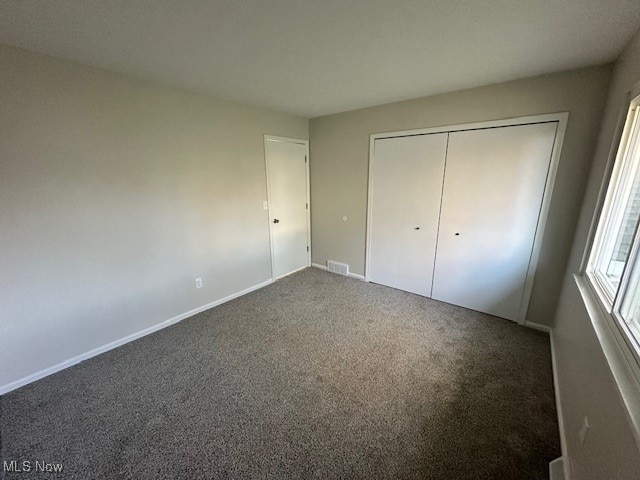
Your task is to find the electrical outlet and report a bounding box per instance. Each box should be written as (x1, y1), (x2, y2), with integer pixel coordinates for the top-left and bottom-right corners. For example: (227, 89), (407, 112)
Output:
(579, 416), (590, 445)
(195, 277), (203, 289)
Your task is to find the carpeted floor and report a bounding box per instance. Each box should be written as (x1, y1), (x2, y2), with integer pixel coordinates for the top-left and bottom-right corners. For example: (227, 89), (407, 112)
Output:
(0, 268), (560, 479)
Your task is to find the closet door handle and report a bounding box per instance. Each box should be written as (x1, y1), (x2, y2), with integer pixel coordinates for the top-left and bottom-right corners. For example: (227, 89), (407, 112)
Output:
(414, 227), (420, 230)
(455, 232), (460, 236)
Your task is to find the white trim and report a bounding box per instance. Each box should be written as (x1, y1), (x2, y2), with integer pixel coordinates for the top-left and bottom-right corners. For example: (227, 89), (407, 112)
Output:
(584, 97), (640, 307)
(365, 133), (376, 284)
(369, 113), (568, 140)
(264, 135), (311, 281)
(312, 262), (365, 281)
(549, 457), (566, 480)
(517, 117), (567, 325)
(576, 274), (640, 447)
(262, 135), (308, 145)
(0, 278), (273, 396)
(274, 264), (308, 280)
(365, 112), (569, 325)
(348, 272), (365, 281)
(582, 94), (640, 367)
(524, 321), (552, 333)
(264, 138), (277, 281)
(549, 328), (573, 480)
(579, 96), (632, 273)
(524, 321), (572, 478)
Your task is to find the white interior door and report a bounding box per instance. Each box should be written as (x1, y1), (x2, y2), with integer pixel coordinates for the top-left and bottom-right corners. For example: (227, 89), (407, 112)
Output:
(369, 134), (448, 296)
(431, 122), (558, 321)
(265, 137), (310, 279)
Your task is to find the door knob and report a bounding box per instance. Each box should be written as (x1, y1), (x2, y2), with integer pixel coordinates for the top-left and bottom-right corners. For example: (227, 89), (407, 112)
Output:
(414, 227), (420, 230)
(273, 219), (280, 224)
(455, 232), (460, 236)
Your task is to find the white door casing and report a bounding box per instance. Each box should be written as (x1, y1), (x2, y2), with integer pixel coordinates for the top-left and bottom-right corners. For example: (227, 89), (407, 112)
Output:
(431, 122), (558, 321)
(368, 133), (448, 296)
(264, 136), (311, 279)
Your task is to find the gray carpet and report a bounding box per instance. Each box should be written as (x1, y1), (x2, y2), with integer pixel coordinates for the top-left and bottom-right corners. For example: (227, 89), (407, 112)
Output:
(0, 268), (560, 479)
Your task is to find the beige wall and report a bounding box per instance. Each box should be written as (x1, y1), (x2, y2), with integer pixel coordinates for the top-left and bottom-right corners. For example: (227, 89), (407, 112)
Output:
(310, 66), (612, 326)
(553, 29), (640, 479)
(0, 44), (308, 390)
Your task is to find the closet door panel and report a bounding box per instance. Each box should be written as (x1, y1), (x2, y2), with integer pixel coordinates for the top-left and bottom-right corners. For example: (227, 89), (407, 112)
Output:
(369, 134), (447, 296)
(431, 122), (557, 320)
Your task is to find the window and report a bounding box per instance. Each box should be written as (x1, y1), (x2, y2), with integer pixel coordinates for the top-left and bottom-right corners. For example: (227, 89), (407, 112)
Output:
(587, 93), (640, 361)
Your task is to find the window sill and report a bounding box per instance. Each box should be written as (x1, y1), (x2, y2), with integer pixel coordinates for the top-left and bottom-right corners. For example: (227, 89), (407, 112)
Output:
(574, 273), (640, 447)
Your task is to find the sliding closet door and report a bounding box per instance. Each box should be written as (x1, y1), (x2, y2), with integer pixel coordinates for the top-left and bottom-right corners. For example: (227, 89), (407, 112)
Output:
(369, 134), (447, 296)
(431, 122), (557, 321)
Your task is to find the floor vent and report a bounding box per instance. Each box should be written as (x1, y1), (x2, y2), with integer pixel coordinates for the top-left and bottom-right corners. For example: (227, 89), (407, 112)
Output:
(327, 260), (349, 276)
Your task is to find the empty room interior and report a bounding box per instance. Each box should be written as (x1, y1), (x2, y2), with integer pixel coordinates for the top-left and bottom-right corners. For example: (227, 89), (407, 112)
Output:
(2, 1), (640, 479)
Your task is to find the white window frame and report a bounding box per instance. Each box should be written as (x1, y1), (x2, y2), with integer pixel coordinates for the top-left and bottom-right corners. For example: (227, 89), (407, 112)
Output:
(579, 88), (640, 448)
(584, 92), (640, 369)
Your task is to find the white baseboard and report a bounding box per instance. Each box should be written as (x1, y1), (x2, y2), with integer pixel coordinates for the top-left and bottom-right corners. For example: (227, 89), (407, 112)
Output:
(275, 265), (309, 280)
(524, 321), (571, 478)
(549, 329), (572, 480)
(524, 321), (552, 333)
(550, 457), (565, 480)
(312, 262), (365, 281)
(0, 278), (274, 396)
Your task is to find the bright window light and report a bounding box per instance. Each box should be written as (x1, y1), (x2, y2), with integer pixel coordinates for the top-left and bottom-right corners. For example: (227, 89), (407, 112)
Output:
(587, 93), (640, 358)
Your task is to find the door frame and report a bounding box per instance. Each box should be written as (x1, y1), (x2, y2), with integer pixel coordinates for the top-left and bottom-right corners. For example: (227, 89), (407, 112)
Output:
(364, 112), (569, 324)
(264, 135), (311, 280)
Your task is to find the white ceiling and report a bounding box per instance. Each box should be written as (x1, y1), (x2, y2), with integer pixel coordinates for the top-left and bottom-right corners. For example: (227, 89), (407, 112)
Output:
(2, 1), (640, 118)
